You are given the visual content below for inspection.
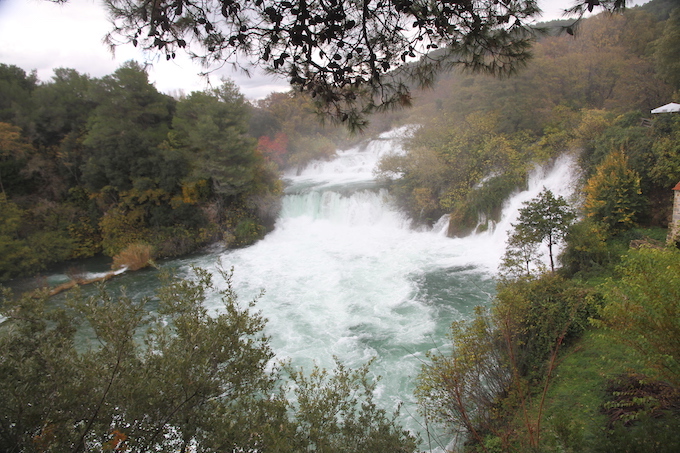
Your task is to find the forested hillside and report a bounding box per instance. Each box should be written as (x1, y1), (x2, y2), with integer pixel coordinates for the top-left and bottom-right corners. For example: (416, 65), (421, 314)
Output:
(0, 61), (358, 281)
(378, 0), (679, 233)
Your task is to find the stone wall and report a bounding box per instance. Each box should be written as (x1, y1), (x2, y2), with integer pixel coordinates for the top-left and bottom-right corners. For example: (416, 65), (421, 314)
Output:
(667, 183), (680, 244)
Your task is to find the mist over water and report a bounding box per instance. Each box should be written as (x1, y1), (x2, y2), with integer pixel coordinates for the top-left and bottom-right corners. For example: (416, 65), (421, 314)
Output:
(180, 128), (580, 447)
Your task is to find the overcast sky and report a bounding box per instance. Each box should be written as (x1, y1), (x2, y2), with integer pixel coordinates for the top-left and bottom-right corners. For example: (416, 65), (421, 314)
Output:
(0, 0), (652, 101)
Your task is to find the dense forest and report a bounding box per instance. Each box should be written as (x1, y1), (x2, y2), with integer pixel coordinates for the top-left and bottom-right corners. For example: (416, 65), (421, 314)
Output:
(0, 61), (359, 281)
(2, 0), (680, 451)
(379, 0), (679, 233)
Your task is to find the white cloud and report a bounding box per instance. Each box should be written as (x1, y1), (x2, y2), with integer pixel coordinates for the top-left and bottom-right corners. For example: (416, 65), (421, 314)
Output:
(537, 0), (652, 22)
(0, 0), (289, 99)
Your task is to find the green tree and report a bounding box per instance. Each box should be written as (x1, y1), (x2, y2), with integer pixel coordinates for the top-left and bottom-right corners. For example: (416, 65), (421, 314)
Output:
(559, 218), (613, 278)
(416, 307), (511, 448)
(648, 115), (680, 195)
(27, 68), (98, 191)
(500, 226), (543, 278)
(30, 68), (96, 150)
(504, 188), (576, 274)
(97, 0), (627, 129)
(0, 267), (417, 452)
(103, 0), (538, 130)
(82, 61), (176, 193)
(0, 64), (37, 124)
(494, 274), (592, 382)
(654, 7), (680, 90)
(287, 360), (417, 452)
(0, 122), (33, 196)
(0, 194), (38, 280)
(172, 81), (257, 197)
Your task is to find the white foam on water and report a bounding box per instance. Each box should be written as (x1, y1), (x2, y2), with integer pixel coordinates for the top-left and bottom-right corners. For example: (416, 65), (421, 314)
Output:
(186, 129), (579, 447)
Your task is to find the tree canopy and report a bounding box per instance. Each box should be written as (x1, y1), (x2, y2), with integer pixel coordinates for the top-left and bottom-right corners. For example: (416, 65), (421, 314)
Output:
(97, 0), (629, 129)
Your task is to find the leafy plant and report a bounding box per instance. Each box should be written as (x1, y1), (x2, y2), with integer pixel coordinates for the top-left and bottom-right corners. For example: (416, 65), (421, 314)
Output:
(417, 306), (511, 451)
(596, 247), (680, 386)
(584, 150), (646, 232)
(502, 188), (576, 275)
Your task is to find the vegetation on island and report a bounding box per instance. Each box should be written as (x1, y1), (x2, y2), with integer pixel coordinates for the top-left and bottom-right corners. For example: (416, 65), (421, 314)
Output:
(2, 0), (680, 452)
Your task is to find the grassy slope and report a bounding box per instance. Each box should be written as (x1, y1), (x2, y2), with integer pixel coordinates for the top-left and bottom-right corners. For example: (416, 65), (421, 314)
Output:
(538, 329), (638, 451)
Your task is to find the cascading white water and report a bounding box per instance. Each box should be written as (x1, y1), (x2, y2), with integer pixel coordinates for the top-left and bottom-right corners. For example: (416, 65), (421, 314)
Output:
(458, 152), (582, 272)
(181, 128), (580, 449)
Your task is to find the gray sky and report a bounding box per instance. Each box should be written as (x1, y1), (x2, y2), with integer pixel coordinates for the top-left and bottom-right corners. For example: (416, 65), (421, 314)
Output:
(0, 0), (652, 100)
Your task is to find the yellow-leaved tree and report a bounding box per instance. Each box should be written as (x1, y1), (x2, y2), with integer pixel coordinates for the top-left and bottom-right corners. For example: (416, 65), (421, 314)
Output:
(583, 150), (646, 232)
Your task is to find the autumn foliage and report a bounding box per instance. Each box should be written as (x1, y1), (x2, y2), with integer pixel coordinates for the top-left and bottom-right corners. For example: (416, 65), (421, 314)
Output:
(111, 242), (154, 271)
(257, 132), (289, 167)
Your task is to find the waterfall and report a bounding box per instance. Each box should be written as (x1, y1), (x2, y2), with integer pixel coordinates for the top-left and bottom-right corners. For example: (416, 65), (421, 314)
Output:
(452, 152), (581, 272)
(180, 128), (581, 448)
(22, 126), (581, 451)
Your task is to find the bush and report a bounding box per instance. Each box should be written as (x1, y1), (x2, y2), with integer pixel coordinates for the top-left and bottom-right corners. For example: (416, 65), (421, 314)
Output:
(150, 226), (201, 258)
(597, 247), (680, 386)
(233, 218), (266, 246)
(0, 268), (417, 452)
(416, 307), (511, 446)
(583, 150), (646, 233)
(99, 206), (150, 256)
(111, 242), (154, 271)
(559, 219), (615, 278)
(494, 274), (595, 381)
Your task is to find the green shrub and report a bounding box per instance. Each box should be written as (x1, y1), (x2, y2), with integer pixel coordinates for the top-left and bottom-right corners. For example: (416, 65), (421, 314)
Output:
(99, 206), (150, 256)
(233, 218), (265, 247)
(494, 274), (595, 382)
(597, 247), (680, 385)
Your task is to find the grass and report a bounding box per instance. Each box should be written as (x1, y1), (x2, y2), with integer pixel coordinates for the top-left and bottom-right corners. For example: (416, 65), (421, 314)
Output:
(503, 326), (680, 453)
(537, 329), (637, 451)
(495, 329), (634, 452)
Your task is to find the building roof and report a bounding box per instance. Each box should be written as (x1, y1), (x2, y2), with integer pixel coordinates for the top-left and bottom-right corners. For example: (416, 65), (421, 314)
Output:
(652, 102), (680, 114)
(673, 182), (680, 191)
